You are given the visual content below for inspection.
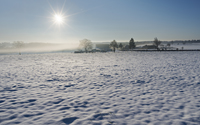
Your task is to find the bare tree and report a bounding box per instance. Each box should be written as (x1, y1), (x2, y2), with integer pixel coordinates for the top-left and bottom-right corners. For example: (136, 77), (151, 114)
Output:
(110, 40), (118, 52)
(13, 41), (24, 55)
(153, 37), (161, 50)
(79, 39), (93, 53)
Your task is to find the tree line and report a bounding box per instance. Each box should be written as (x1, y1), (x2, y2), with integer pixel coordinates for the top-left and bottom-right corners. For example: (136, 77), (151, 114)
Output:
(79, 37), (161, 53)
(0, 41), (24, 55)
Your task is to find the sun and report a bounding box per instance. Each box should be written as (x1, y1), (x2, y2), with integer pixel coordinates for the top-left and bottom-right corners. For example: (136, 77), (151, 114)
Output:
(47, 1), (72, 28)
(54, 14), (64, 25)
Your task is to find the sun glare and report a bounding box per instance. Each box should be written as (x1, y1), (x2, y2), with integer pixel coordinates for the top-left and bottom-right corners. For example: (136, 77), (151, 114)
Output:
(48, 0), (71, 28)
(54, 14), (64, 25)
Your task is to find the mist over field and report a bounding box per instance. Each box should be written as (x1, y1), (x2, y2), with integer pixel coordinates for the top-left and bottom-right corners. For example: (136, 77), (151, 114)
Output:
(0, 42), (78, 54)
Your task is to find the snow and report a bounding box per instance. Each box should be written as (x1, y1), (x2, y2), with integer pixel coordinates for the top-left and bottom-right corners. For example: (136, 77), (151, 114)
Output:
(168, 43), (200, 50)
(0, 52), (200, 125)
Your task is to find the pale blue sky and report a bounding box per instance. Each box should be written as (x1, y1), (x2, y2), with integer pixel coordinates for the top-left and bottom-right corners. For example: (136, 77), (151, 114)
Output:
(0, 0), (200, 43)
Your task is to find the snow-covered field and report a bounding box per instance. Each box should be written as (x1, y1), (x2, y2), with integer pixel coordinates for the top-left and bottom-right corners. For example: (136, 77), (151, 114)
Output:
(166, 43), (200, 50)
(0, 52), (200, 125)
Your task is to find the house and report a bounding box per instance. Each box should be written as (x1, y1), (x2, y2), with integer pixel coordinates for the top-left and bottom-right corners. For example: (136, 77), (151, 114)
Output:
(141, 45), (157, 49)
(91, 48), (106, 52)
(95, 44), (112, 51)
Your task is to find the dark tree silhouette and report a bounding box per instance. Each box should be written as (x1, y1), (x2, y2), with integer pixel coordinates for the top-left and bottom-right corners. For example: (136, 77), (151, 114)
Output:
(13, 41), (24, 55)
(129, 38), (135, 50)
(118, 43), (123, 50)
(153, 37), (161, 50)
(79, 39), (93, 53)
(110, 40), (118, 52)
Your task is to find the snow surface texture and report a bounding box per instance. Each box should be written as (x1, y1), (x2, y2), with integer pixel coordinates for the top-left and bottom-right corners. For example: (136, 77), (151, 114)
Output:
(0, 52), (200, 125)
